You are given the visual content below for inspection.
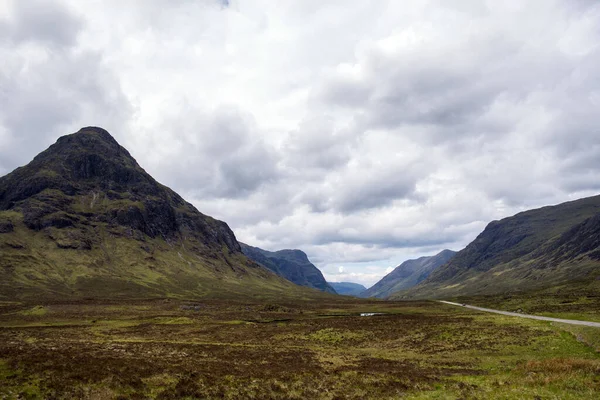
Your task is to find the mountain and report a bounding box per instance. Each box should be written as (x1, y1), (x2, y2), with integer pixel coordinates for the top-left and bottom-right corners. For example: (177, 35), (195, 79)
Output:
(0, 127), (316, 301)
(240, 243), (336, 294)
(393, 195), (600, 299)
(328, 282), (367, 296)
(363, 250), (456, 298)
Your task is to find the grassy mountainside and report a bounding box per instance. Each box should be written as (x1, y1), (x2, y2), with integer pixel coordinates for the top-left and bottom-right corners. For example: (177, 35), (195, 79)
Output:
(394, 196), (600, 299)
(363, 250), (455, 298)
(240, 243), (336, 294)
(328, 282), (367, 296)
(0, 127), (321, 301)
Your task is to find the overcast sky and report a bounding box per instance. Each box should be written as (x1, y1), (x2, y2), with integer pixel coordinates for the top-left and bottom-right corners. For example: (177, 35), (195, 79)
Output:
(1, 0), (600, 287)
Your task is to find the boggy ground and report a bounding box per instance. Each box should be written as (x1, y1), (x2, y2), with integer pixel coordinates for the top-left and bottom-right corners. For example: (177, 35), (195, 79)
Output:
(0, 298), (599, 399)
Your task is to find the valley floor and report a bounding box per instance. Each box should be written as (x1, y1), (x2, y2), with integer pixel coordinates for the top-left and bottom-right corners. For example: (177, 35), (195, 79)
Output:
(439, 300), (600, 327)
(0, 298), (599, 399)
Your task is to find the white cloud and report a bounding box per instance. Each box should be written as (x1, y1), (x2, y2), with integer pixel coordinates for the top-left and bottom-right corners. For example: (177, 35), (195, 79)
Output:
(1, 0), (600, 286)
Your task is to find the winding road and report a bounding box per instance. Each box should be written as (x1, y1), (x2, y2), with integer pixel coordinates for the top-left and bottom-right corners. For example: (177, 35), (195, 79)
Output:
(439, 300), (600, 328)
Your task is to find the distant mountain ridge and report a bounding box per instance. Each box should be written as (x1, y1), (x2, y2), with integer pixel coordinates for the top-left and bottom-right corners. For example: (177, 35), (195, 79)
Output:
(0, 127), (314, 301)
(394, 195), (600, 299)
(328, 282), (367, 296)
(363, 250), (456, 298)
(240, 243), (336, 293)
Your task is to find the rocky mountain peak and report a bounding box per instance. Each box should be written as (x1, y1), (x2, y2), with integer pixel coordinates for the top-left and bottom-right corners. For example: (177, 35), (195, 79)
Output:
(0, 127), (239, 248)
(0, 127), (324, 301)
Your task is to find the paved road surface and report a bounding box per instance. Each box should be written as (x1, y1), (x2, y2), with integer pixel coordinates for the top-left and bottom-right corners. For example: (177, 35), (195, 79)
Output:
(439, 300), (600, 328)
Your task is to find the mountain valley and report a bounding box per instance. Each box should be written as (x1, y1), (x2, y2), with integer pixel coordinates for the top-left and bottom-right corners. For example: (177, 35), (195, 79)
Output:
(0, 127), (325, 302)
(393, 195), (600, 300)
(1, 128), (600, 399)
(328, 281), (367, 296)
(364, 249), (456, 298)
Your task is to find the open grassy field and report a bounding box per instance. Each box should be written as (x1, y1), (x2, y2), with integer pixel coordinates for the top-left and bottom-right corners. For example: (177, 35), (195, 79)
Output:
(0, 298), (599, 399)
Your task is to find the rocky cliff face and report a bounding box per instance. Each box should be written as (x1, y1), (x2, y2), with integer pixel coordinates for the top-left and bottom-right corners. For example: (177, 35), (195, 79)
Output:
(0, 127), (239, 251)
(240, 243), (337, 294)
(0, 127), (307, 301)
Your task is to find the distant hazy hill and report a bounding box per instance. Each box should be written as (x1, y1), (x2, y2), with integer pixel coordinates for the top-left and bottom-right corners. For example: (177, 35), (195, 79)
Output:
(0, 127), (314, 301)
(328, 282), (367, 296)
(363, 250), (456, 298)
(240, 243), (336, 293)
(393, 195), (600, 299)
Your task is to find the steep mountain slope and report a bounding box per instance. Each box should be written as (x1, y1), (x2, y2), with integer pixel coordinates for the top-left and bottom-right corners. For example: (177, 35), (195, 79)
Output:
(0, 127), (317, 301)
(393, 196), (600, 299)
(328, 282), (367, 296)
(363, 250), (456, 298)
(240, 243), (336, 293)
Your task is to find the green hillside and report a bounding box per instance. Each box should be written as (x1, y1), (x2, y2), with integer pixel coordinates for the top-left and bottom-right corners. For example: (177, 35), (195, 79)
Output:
(393, 196), (600, 299)
(0, 127), (324, 302)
